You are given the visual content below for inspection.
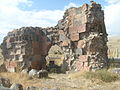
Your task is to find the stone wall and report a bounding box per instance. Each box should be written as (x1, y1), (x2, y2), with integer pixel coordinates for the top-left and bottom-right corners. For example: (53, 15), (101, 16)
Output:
(1, 2), (108, 72)
(57, 2), (108, 72)
(1, 27), (55, 72)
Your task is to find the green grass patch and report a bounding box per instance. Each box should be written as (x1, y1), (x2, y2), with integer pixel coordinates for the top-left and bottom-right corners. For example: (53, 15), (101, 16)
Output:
(84, 70), (119, 82)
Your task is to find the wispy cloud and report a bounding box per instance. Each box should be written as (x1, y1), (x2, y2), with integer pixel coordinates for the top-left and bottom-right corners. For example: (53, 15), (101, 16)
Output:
(0, 0), (79, 35)
(104, 0), (120, 36)
(0, 0), (79, 42)
(0, 0), (64, 34)
(1, 0), (120, 42)
(64, 2), (79, 9)
(105, 0), (120, 4)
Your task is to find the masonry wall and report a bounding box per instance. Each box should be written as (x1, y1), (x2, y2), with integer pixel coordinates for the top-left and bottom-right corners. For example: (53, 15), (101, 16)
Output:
(1, 27), (53, 72)
(57, 2), (108, 71)
(1, 2), (108, 72)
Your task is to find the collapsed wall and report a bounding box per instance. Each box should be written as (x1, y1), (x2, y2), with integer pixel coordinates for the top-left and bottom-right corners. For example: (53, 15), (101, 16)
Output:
(1, 27), (59, 72)
(1, 2), (108, 72)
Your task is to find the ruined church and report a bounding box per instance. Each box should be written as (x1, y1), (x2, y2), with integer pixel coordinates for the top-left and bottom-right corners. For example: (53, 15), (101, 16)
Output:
(1, 2), (108, 73)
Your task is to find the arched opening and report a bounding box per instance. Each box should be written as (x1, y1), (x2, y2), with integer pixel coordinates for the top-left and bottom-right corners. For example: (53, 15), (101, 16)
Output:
(46, 44), (64, 73)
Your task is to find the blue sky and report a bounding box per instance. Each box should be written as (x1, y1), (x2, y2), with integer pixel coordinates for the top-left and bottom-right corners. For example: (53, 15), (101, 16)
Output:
(19, 0), (107, 10)
(0, 0), (120, 43)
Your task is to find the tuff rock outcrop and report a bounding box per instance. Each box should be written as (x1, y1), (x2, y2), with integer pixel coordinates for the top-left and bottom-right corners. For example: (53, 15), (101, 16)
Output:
(1, 2), (108, 72)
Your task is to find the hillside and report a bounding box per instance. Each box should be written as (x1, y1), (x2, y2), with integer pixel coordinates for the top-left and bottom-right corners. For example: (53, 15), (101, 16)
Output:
(108, 36), (120, 58)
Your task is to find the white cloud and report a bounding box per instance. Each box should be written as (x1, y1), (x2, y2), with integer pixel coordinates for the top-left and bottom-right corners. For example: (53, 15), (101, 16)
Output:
(104, 1), (120, 36)
(105, 0), (120, 4)
(64, 2), (79, 10)
(0, 0), (65, 34)
(0, 0), (79, 42)
(0, 1), (79, 35)
(1, 0), (120, 38)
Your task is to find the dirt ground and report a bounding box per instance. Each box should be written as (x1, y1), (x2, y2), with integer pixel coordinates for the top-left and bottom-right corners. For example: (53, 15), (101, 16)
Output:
(0, 72), (120, 90)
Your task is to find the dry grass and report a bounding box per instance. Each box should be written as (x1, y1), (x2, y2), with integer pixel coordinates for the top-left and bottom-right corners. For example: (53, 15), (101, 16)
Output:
(0, 72), (52, 88)
(108, 36), (120, 58)
(0, 71), (120, 90)
(83, 70), (119, 82)
(67, 72), (84, 79)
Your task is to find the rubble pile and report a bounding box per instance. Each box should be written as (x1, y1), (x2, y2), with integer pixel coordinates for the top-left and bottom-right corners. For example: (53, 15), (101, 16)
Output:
(1, 2), (108, 72)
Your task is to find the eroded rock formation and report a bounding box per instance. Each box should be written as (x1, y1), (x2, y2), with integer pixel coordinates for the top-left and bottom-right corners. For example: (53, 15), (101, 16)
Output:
(1, 2), (108, 72)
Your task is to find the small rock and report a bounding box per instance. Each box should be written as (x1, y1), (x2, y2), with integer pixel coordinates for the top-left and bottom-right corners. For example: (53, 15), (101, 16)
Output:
(26, 86), (40, 90)
(21, 69), (29, 74)
(0, 77), (11, 87)
(41, 87), (51, 90)
(0, 85), (12, 90)
(10, 83), (23, 90)
(52, 87), (60, 90)
(29, 69), (38, 77)
(37, 70), (48, 78)
(112, 68), (120, 74)
(41, 87), (60, 90)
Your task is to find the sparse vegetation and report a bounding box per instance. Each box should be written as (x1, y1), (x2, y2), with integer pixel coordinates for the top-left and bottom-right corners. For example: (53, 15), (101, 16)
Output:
(84, 70), (119, 82)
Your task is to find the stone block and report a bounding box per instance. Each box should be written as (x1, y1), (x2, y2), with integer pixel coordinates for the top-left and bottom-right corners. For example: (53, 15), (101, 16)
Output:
(69, 26), (78, 34)
(74, 60), (90, 71)
(70, 33), (79, 41)
(69, 24), (87, 34)
(73, 18), (82, 26)
(5, 61), (18, 68)
(77, 24), (87, 33)
(61, 40), (70, 47)
(59, 34), (68, 41)
(75, 48), (83, 56)
(81, 4), (88, 11)
(10, 83), (23, 90)
(6, 43), (12, 49)
(6, 37), (14, 43)
(68, 8), (76, 17)
(58, 30), (64, 34)
(77, 40), (86, 48)
(78, 55), (89, 62)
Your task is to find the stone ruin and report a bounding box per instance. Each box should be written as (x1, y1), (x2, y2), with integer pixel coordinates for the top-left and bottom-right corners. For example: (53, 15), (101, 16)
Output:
(1, 2), (108, 73)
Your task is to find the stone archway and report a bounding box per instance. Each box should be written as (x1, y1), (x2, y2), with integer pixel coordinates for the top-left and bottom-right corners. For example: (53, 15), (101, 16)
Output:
(46, 44), (65, 73)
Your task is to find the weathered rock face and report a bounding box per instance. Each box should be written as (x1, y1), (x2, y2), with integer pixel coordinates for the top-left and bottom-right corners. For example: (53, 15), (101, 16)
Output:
(1, 2), (108, 72)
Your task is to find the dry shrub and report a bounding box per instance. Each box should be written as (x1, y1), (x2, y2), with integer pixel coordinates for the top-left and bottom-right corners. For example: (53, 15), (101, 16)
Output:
(0, 72), (48, 88)
(0, 72), (32, 86)
(84, 70), (119, 82)
(68, 72), (84, 79)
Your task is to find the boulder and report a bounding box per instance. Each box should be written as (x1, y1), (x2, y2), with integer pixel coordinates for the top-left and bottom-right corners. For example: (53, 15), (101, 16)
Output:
(0, 77), (11, 88)
(10, 83), (23, 90)
(112, 68), (120, 74)
(29, 69), (38, 77)
(37, 70), (48, 78)
(21, 69), (29, 74)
